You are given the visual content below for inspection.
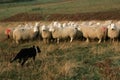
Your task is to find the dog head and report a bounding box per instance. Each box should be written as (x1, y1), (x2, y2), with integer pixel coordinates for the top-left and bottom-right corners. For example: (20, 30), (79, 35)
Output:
(33, 45), (41, 53)
(36, 46), (41, 53)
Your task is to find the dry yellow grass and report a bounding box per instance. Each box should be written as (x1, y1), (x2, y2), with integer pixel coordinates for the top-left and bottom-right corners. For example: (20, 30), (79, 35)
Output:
(0, 22), (120, 80)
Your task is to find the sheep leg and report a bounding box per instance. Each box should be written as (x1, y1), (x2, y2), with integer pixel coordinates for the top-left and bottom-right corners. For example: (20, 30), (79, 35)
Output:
(103, 39), (106, 43)
(103, 36), (106, 43)
(113, 38), (115, 43)
(98, 39), (101, 43)
(116, 38), (119, 43)
(16, 40), (19, 44)
(86, 38), (89, 43)
(47, 39), (49, 44)
(70, 37), (73, 43)
(7, 35), (10, 39)
(57, 38), (60, 44)
(110, 39), (112, 43)
(43, 39), (46, 44)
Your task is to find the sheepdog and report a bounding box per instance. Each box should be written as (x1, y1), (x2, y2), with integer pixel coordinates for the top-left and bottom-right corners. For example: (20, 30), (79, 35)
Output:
(10, 45), (41, 66)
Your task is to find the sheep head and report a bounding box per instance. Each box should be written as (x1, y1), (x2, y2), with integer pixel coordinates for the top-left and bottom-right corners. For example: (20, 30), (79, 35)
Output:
(108, 23), (116, 30)
(33, 22), (39, 32)
(77, 26), (82, 31)
(101, 26), (107, 32)
(53, 21), (59, 26)
(41, 25), (48, 31)
(49, 26), (55, 32)
(111, 24), (116, 30)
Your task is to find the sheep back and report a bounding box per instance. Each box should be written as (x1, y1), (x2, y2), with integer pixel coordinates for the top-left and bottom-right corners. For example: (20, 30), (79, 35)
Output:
(13, 28), (38, 44)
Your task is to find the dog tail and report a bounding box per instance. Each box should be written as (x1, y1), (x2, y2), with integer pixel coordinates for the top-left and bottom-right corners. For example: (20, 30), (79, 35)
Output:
(10, 59), (14, 63)
(10, 57), (17, 63)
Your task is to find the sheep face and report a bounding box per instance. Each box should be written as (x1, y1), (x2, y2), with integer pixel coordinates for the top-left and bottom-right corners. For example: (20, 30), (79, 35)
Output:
(108, 23), (116, 30)
(33, 22), (39, 32)
(41, 25), (47, 31)
(62, 23), (67, 27)
(111, 24), (116, 30)
(49, 27), (55, 32)
(77, 27), (81, 31)
(53, 21), (58, 26)
(34, 27), (39, 32)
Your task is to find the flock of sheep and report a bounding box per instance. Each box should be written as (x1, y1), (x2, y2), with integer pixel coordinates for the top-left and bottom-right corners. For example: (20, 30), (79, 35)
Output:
(4, 20), (120, 44)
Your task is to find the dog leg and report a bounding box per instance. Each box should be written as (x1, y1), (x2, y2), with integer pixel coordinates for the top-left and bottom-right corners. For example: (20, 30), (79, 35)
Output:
(32, 56), (36, 65)
(18, 58), (22, 63)
(32, 56), (35, 62)
(21, 58), (28, 66)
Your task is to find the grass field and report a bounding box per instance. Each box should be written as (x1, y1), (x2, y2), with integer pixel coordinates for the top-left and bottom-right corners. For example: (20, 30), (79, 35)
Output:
(0, 22), (120, 80)
(0, 0), (120, 80)
(0, 0), (120, 20)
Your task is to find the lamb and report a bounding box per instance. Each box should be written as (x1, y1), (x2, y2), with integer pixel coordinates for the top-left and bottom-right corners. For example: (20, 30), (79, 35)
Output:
(10, 45), (41, 66)
(78, 25), (108, 43)
(49, 25), (77, 44)
(107, 23), (120, 42)
(13, 22), (39, 44)
(41, 25), (52, 44)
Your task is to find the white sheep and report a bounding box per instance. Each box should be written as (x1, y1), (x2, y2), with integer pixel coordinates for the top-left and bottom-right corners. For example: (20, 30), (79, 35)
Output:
(78, 25), (108, 43)
(41, 25), (52, 44)
(49, 25), (77, 44)
(107, 23), (120, 42)
(13, 22), (39, 44)
(51, 21), (62, 28)
(5, 27), (15, 39)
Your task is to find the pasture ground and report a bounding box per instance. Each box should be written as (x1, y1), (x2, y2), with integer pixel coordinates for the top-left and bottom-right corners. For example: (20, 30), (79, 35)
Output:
(0, 0), (120, 79)
(1, 10), (120, 22)
(1, 0), (120, 21)
(0, 22), (120, 80)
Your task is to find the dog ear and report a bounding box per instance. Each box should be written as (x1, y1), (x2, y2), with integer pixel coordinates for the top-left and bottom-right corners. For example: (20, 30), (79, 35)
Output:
(37, 46), (41, 53)
(33, 45), (35, 48)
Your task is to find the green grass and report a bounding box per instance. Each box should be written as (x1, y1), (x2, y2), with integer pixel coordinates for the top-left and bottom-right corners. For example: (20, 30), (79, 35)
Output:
(0, 0), (120, 20)
(0, 0), (64, 8)
(0, 38), (120, 80)
(0, 0), (120, 79)
(0, 0), (64, 20)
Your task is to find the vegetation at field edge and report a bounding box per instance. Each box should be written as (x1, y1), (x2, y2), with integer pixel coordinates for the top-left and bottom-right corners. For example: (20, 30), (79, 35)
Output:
(0, 0), (120, 21)
(0, 37), (120, 80)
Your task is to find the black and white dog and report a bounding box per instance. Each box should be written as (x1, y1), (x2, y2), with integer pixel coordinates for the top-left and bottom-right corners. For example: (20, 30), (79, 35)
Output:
(10, 45), (41, 66)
